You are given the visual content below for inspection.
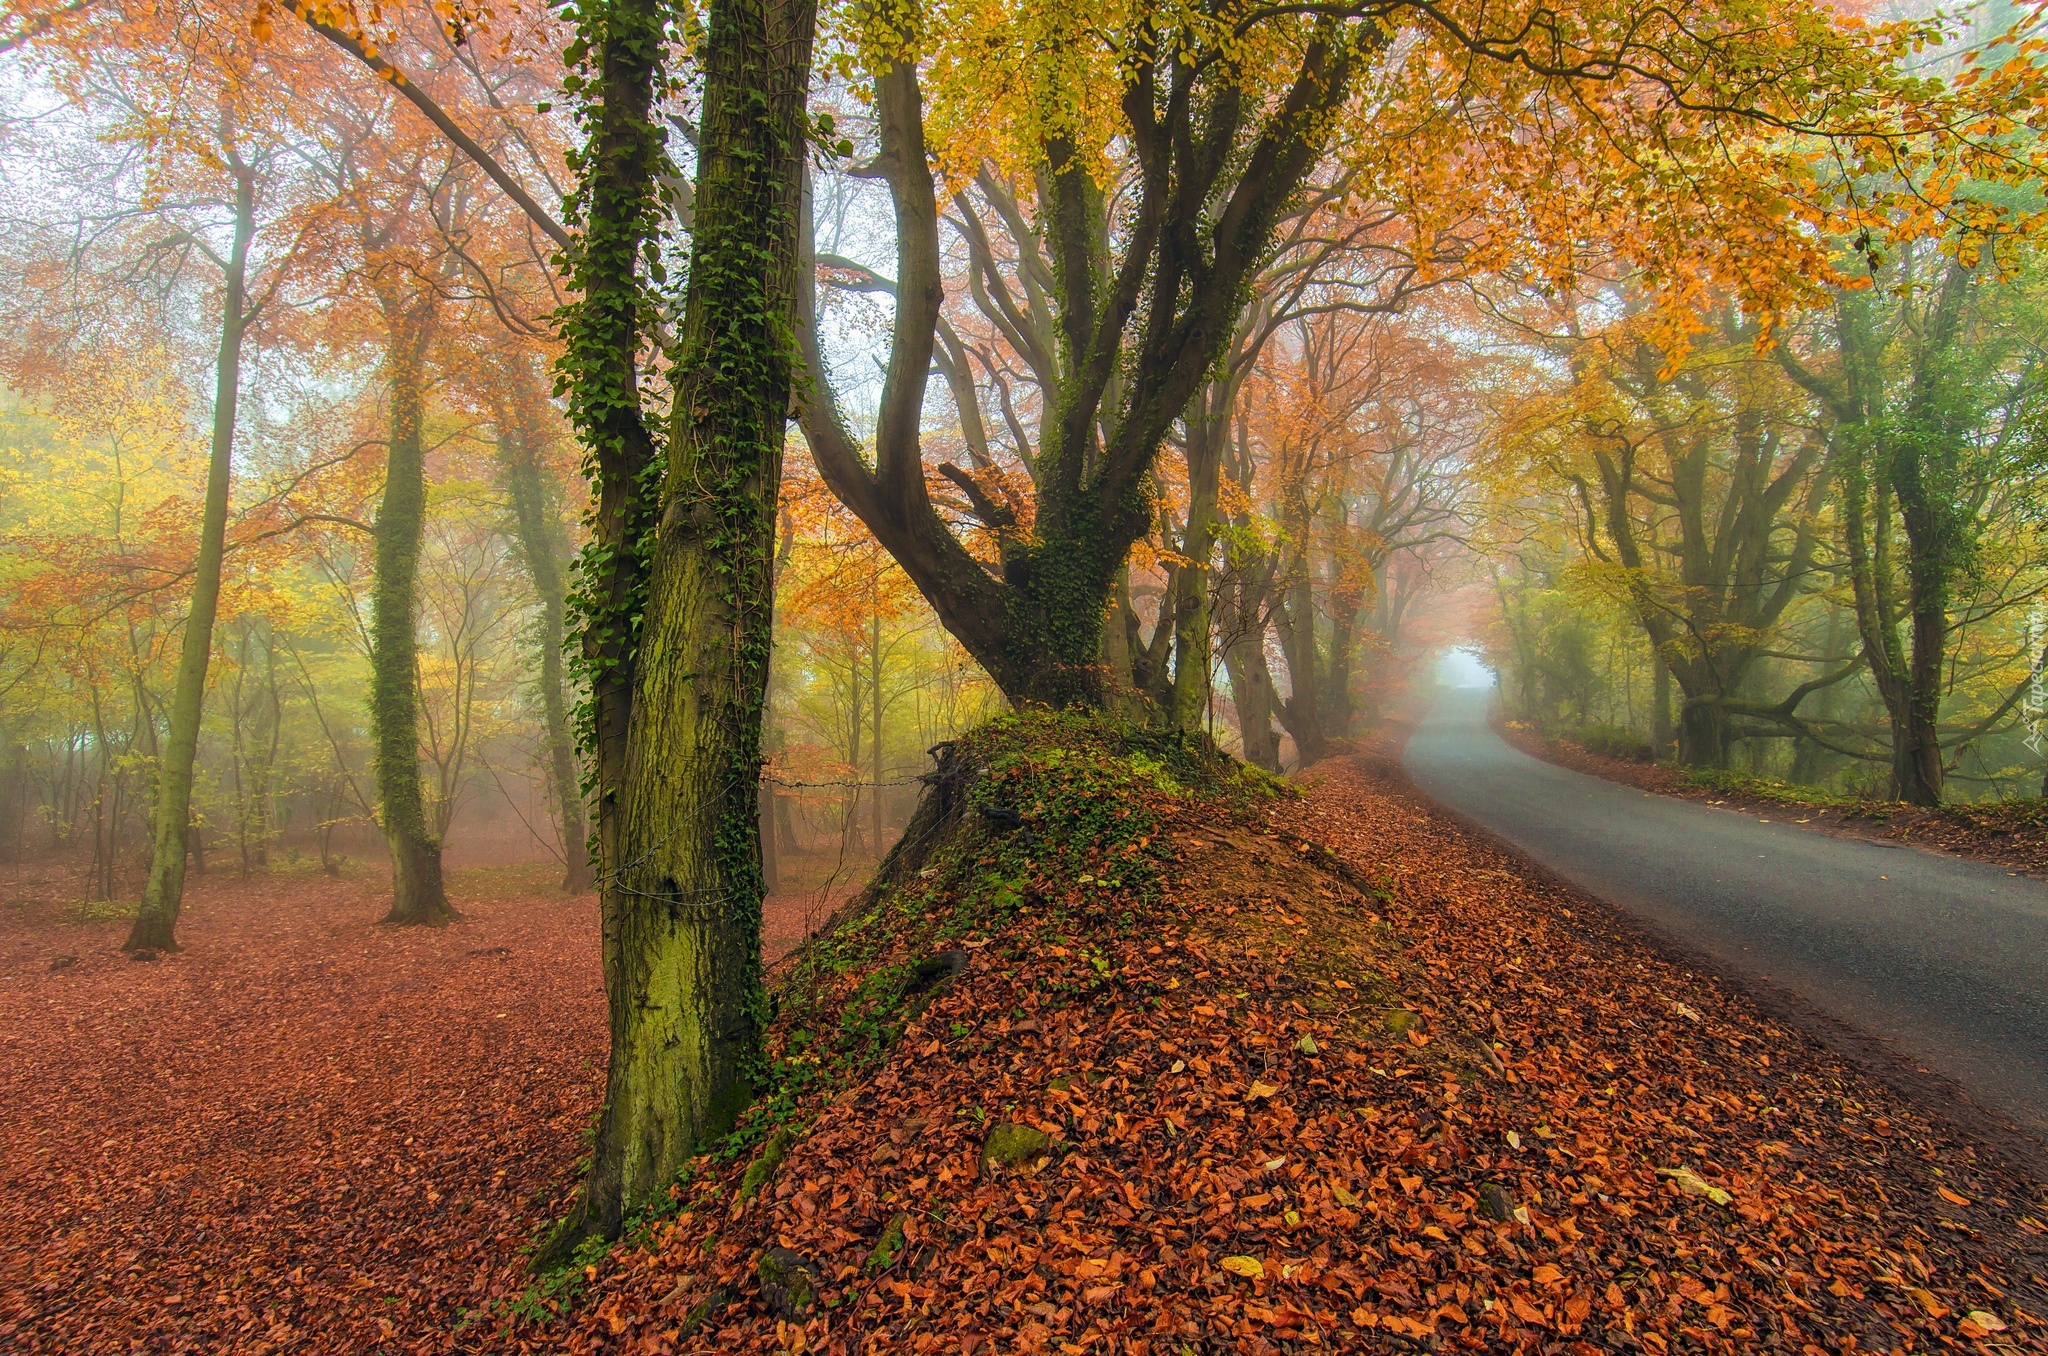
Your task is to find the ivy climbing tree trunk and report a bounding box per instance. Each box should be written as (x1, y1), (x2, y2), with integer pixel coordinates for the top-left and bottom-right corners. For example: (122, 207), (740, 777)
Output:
(370, 285), (454, 926)
(1779, 259), (1980, 806)
(548, 0), (817, 1257)
(127, 161), (258, 954)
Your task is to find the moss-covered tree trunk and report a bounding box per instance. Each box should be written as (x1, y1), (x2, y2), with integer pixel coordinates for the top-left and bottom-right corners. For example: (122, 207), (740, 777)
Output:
(549, 0), (816, 1255)
(370, 290), (454, 926)
(127, 164), (257, 954)
(1793, 269), (1973, 808)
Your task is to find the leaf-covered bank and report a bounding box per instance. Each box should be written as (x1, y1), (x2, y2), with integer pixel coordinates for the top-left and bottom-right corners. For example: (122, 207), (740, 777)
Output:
(557, 715), (2048, 1354)
(1502, 720), (2048, 880)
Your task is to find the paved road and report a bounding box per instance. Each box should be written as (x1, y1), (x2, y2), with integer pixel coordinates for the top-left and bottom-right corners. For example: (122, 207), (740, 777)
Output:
(1403, 684), (2048, 1139)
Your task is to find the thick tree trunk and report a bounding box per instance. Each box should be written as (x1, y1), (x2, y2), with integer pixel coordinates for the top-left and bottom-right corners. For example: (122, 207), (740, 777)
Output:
(1888, 444), (1953, 807)
(1894, 599), (1946, 805)
(1274, 541), (1330, 767)
(796, 36), (1357, 717)
(549, 0), (816, 1256)
(1012, 505), (1130, 710)
(498, 397), (591, 890)
(1677, 697), (1729, 770)
(1222, 629), (1282, 771)
(127, 167), (255, 954)
(370, 302), (454, 926)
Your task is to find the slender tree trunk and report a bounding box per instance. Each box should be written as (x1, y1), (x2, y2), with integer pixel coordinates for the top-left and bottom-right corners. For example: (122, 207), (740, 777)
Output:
(548, 0), (817, 1256)
(370, 296), (454, 926)
(775, 791), (798, 862)
(127, 166), (255, 954)
(498, 399), (591, 890)
(758, 778), (779, 893)
(1170, 398), (1225, 728)
(1651, 648), (1673, 760)
(870, 599), (882, 854)
(843, 656), (864, 856)
(1789, 608), (1846, 785)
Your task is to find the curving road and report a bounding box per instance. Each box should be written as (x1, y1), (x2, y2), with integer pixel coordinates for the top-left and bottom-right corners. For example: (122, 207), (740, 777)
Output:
(1403, 684), (2048, 1140)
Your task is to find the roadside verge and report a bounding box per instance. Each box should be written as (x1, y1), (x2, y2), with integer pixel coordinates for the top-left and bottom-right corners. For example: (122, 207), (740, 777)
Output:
(1499, 718), (2048, 878)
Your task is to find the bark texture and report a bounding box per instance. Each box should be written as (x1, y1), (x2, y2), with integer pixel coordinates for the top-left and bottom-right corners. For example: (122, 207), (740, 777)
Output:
(550, 0), (816, 1255)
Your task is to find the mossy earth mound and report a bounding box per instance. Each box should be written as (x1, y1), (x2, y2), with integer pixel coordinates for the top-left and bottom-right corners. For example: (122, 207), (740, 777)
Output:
(546, 710), (1483, 1351)
(552, 712), (2045, 1354)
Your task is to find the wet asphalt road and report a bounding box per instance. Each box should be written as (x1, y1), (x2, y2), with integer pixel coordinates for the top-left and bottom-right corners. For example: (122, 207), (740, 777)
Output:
(1402, 685), (2048, 1139)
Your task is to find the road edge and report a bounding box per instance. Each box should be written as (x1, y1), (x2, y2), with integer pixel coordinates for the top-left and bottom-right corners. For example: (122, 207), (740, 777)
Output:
(1380, 716), (2048, 1185)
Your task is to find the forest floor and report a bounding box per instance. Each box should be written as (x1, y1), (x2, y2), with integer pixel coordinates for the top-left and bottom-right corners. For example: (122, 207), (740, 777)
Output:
(1497, 721), (2048, 878)
(5, 728), (2045, 1355)
(0, 857), (854, 1355)
(553, 715), (2048, 1356)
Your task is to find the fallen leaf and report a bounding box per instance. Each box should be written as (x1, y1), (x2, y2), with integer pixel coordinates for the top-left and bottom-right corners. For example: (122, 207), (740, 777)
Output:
(1657, 1165), (1733, 1207)
(1532, 1264), (1564, 1286)
(1910, 1288), (1950, 1319)
(1966, 1310), (2009, 1334)
(1247, 1080), (1279, 1100)
(1221, 1255), (1265, 1280)
(1937, 1185), (1971, 1207)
